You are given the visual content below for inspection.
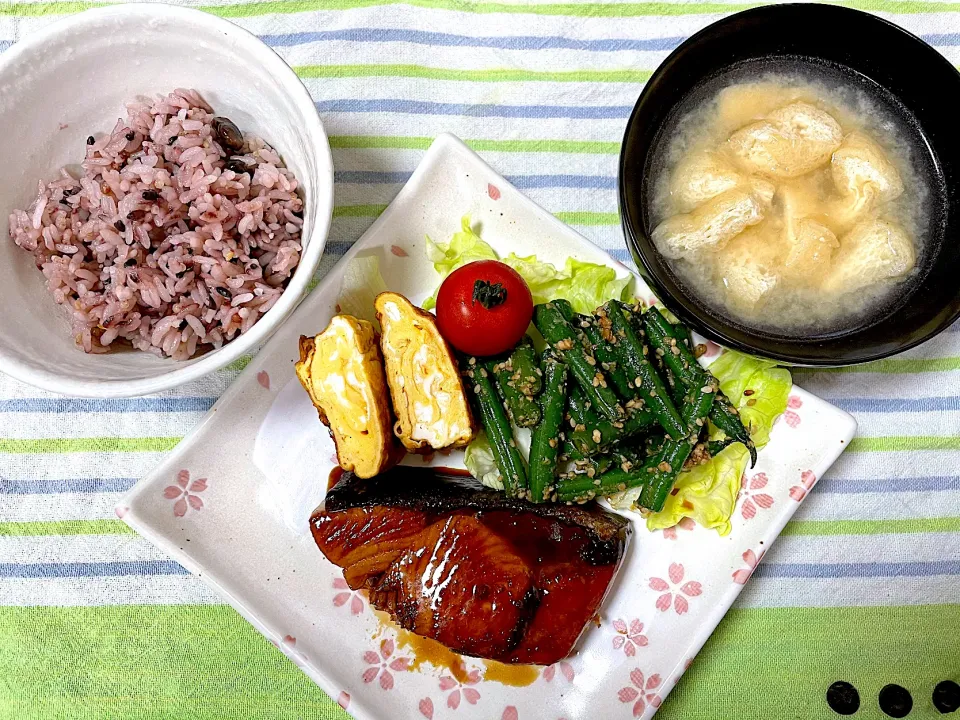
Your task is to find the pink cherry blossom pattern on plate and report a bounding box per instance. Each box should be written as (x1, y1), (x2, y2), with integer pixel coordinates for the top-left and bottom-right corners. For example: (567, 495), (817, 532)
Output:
(732, 548), (766, 585)
(162, 470), (207, 517)
(542, 660), (575, 682)
(114, 506), (129, 519)
(502, 707), (519, 720)
(391, 245), (408, 257)
(439, 668), (481, 709)
(488, 183), (501, 200)
(673, 656), (696, 685)
(649, 563), (702, 615)
(662, 517), (696, 540)
(618, 669), (663, 718)
(789, 470), (818, 502)
(362, 638), (410, 690)
(332, 577), (365, 615)
(612, 619), (649, 657)
(257, 370), (270, 389)
(787, 395), (803, 409)
(337, 692), (350, 710)
(419, 697), (434, 719)
(739, 472), (775, 520)
(783, 409), (801, 428)
(270, 634), (309, 668)
(701, 340), (721, 358)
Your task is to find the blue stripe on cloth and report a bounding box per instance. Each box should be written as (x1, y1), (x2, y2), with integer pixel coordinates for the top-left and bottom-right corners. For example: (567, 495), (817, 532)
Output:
(1, 559), (953, 580)
(754, 561), (960, 579)
(0, 398), (215, 413)
(827, 396), (960, 413)
(0, 561), (189, 578)
(0, 477), (138, 495)
(816, 475), (960, 494)
(0, 40), (9, 52)
(333, 170), (616, 189)
(261, 28), (686, 52)
(316, 99), (633, 119)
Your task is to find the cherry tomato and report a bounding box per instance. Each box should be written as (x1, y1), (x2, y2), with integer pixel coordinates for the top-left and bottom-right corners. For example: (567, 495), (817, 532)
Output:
(435, 260), (533, 356)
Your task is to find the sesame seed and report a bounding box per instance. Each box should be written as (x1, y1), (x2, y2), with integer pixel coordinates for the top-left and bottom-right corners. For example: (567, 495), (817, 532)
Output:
(744, 389), (755, 396)
(575, 424), (586, 432)
(548, 438), (557, 448)
(592, 429), (602, 443)
(746, 398), (757, 406)
(586, 355), (596, 366)
(658, 461), (672, 472)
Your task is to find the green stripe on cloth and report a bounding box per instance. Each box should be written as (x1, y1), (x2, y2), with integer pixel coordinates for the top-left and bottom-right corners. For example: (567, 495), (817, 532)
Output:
(203, 1), (960, 19)
(821, 357), (960, 373)
(330, 135), (621, 154)
(0, 520), (134, 537)
(0, 604), (956, 720)
(783, 517), (960, 537)
(224, 354), (254, 372)
(8, 0), (960, 18)
(332, 204), (388, 218)
(296, 64), (651, 82)
(848, 436), (960, 452)
(0, 437), (181, 454)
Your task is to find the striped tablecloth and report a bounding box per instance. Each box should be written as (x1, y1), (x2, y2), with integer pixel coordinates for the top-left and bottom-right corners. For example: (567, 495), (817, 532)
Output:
(2, 2), (958, 718)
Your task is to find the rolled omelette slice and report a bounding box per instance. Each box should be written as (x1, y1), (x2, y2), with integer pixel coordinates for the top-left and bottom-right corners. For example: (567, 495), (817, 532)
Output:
(725, 101), (843, 178)
(375, 291), (477, 452)
(296, 315), (401, 478)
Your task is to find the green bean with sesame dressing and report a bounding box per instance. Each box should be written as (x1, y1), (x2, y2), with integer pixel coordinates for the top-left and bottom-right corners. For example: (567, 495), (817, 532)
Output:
(527, 355), (569, 503)
(533, 302), (624, 422)
(641, 307), (757, 466)
(598, 301), (685, 440)
(563, 386), (656, 459)
(489, 355), (541, 428)
(506, 335), (542, 397)
(463, 358), (528, 497)
(639, 382), (717, 512)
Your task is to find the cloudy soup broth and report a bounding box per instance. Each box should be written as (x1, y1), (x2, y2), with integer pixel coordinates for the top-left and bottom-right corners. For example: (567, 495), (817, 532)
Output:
(649, 71), (932, 334)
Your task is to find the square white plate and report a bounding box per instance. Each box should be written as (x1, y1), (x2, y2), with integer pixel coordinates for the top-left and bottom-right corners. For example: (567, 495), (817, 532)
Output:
(121, 134), (857, 720)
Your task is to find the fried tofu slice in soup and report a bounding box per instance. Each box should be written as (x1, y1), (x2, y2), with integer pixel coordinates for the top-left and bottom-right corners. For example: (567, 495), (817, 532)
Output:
(829, 131), (905, 225)
(296, 315), (400, 478)
(669, 151), (776, 213)
(375, 292), (477, 452)
(824, 218), (915, 293)
(652, 187), (771, 259)
(725, 102), (843, 178)
(716, 227), (781, 310)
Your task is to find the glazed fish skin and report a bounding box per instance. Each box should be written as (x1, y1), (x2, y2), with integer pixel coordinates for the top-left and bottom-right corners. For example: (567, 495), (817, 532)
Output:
(311, 467), (629, 665)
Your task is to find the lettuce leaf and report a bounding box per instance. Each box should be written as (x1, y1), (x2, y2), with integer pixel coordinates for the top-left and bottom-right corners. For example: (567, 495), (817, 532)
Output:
(502, 254), (633, 314)
(463, 427), (532, 492)
(463, 431), (503, 491)
(708, 350), (792, 449)
(337, 253), (388, 329)
(423, 216), (632, 313)
(643, 443), (750, 536)
(423, 217), (498, 309)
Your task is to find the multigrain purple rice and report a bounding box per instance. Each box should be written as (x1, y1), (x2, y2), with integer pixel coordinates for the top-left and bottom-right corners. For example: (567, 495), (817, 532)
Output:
(7, 88), (304, 359)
